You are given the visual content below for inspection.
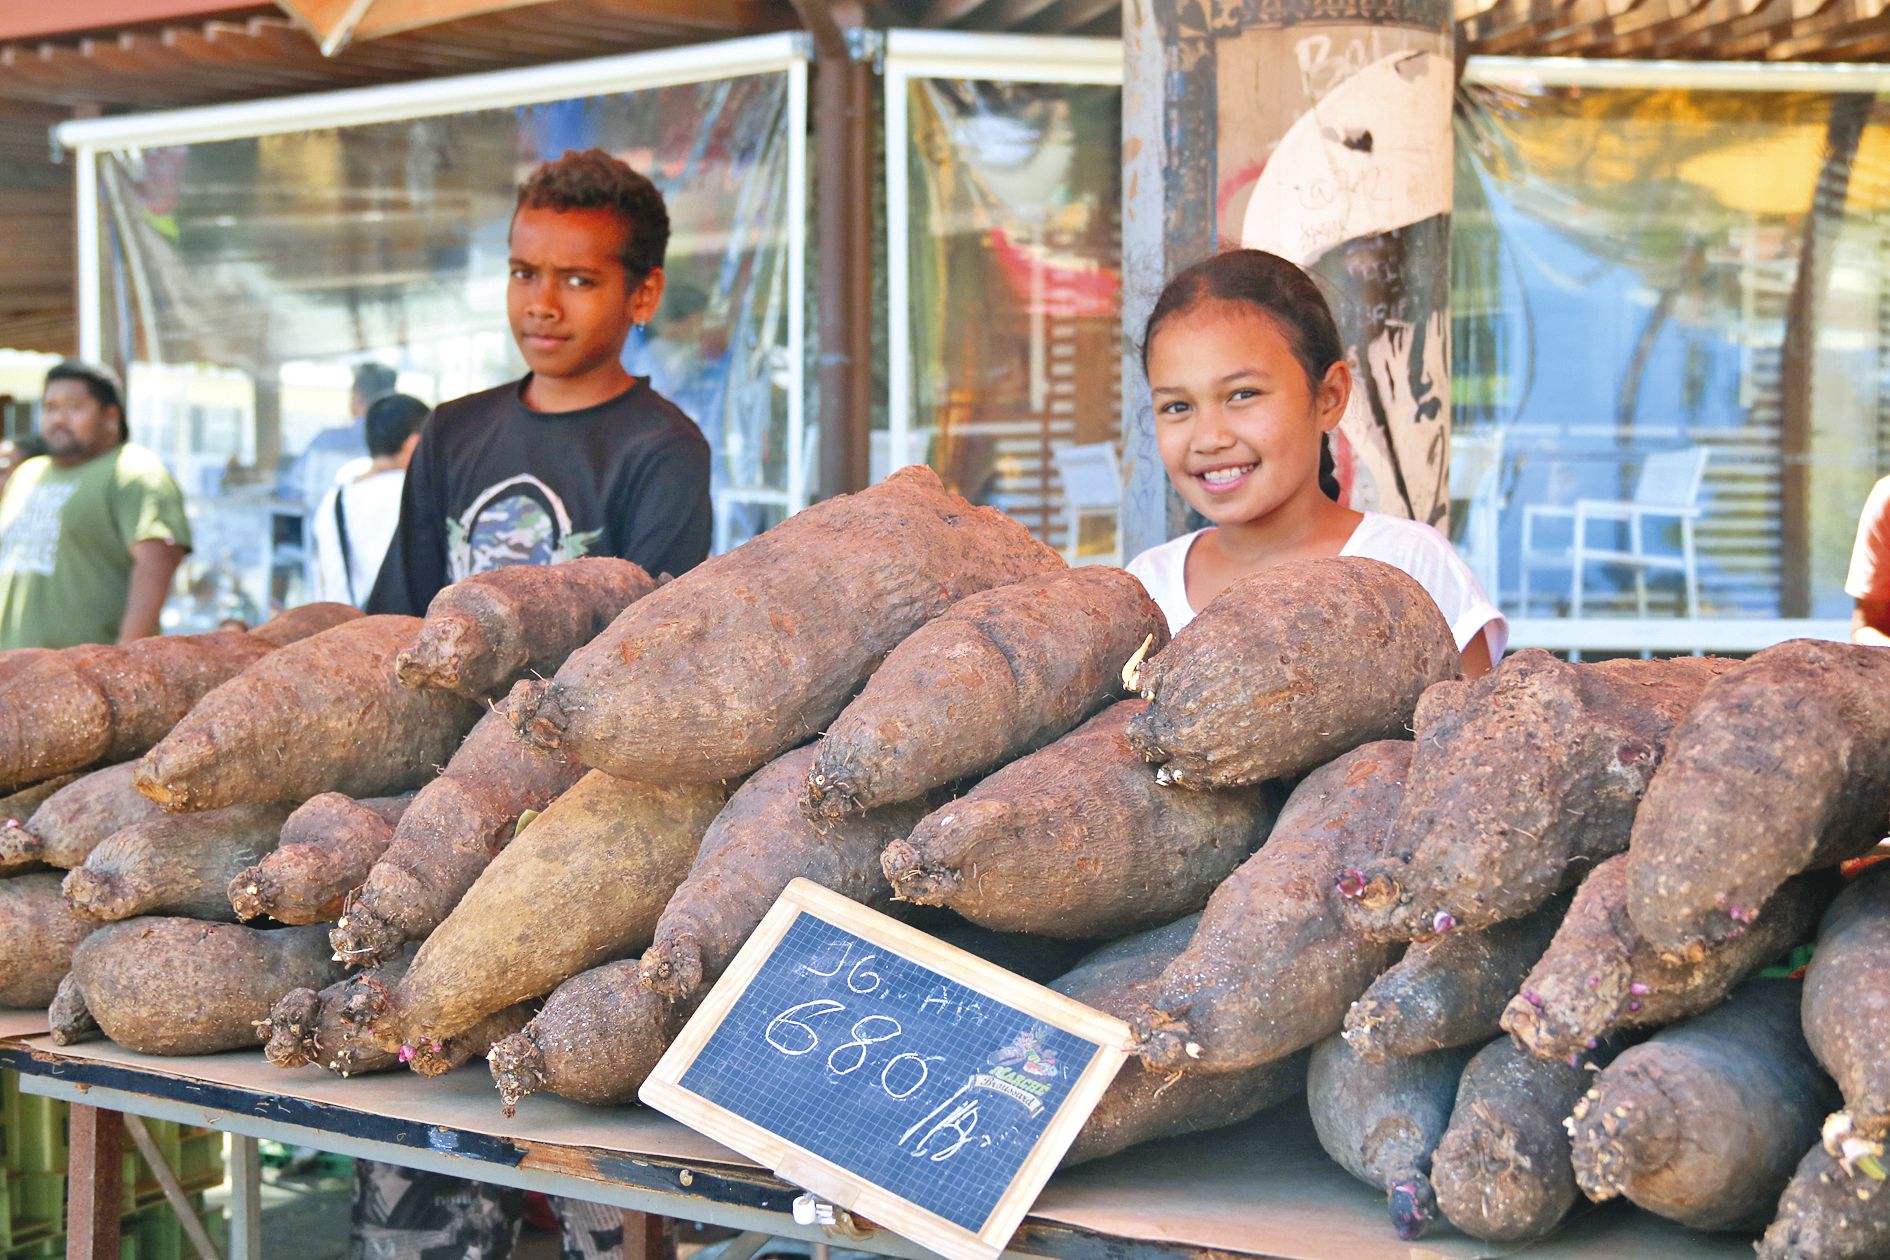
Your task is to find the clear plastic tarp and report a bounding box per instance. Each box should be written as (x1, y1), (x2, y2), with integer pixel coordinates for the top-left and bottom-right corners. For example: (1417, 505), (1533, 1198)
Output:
(93, 66), (800, 630)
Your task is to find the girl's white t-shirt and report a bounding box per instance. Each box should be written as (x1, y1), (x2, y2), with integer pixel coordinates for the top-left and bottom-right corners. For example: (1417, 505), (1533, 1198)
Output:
(1125, 513), (1509, 661)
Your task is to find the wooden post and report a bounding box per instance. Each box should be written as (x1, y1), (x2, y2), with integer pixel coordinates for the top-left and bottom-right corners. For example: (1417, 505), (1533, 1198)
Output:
(1122, 0), (1457, 556)
(619, 1212), (676, 1260)
(66, 1105), (124, 1260)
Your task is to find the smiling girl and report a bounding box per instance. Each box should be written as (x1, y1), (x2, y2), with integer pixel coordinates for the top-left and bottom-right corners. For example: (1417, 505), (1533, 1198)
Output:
(1124, 249), (1505, 678)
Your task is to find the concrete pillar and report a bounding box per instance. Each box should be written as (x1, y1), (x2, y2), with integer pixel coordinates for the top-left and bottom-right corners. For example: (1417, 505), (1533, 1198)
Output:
(1121, 0), (1456, 558)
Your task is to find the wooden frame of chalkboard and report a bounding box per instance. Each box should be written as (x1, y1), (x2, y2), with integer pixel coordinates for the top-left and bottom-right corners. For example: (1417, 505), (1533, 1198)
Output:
(641, 878), (1132, 1260)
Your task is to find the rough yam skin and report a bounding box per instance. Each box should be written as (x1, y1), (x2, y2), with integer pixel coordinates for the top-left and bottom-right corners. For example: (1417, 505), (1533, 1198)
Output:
(48, 971), (97, 1044)
(395, 557), (659, 700)
(0, 630), (274, 793)
(1343, 892), (1570, 1063)
(1802, 862), (1890, 1138)
(1307, 1033), (1477, 1241)
(802, 567), (1167, 819)
(1432, 1037), (1590, 1244)
(1501, 855), (1830, 1063)
(0, 872), (98, 1006)
(353, 771), (727, 1051)
(0, 775), (79, 829)
(134, 616), (483, 813)
(330, 707), (585, 965)
(1628, 639), (1890, 959)
(1759, 1144), (1890, 1260)
(1133, 741), (1412, 1072)
(247, 602), (363, 647)
(641, 744), (930, 1004)
(1126, 558), (1458, 790)
(1568, 979), (1836, 1231)
(228, 794), (413, 924)
(489, 958), (687, 1116)
(1342, 653), (1734, 941)
(1, 762), (160, 873)
(67, 919), (346, 1055)
(503, 465), (1065, 783)
(64, 802), (295, 922)
(883, 701), (1274, 939)
(263, 946), (420, 1075)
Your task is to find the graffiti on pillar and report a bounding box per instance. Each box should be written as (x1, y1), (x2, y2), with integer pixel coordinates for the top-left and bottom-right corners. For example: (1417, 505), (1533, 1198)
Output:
(1240, 48), (1453, 525)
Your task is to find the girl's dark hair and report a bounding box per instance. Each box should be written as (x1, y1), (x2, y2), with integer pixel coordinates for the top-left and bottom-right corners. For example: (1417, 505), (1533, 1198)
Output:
(1141, 249), (1346, 501)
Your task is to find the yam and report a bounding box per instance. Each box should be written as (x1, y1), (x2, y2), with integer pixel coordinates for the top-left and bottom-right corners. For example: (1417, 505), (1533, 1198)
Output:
(503, 465), (1064, 783)
(0, 872), (97, 1006)
(228, 793), (413, 924)
(349, 771), (726, 1053)
(134, 615), (483, 813)
(882, 701), (1274, 939)
(1628, 639), (1890, 959)
(65, 919), (346, 1054)
(1132, 741), (1411, 1072)
(247, 602), (363, 647)
(1124, 558), (1458, 790)
(1567, 979), (1835, 1231)
(1343, 892), (1570, 1063)
(1759, 1143), (1890, 1260)
(1802, 862), (1890, 1138)
(802, 567), (1166, 819)
(0, 775), (79, 829)
(329, 708), (584, 965)
(1307, 1034), (1477, 1240)
(395, 557), (659, 700)
(1431, 1037), (1592, 1244)
(1341, 653), (1733, 941)
(64, 802), (295, 922)
(641, 744), (931, 1004)
(49, 971), (97, 1044)
(489, 958), (687, 1116)
(0, 762), (160, 874)
(1501, 854), (1829, 1064)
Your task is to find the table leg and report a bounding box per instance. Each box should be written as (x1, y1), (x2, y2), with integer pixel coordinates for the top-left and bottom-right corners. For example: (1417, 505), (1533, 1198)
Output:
(225, 1135), (263, 1260)
(621, 1212), (676, 1260)
(66, 1105), (123, 1260)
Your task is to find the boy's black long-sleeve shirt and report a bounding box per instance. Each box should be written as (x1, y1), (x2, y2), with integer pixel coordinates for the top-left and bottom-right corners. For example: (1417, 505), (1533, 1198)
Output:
(366, 377), (711, 616)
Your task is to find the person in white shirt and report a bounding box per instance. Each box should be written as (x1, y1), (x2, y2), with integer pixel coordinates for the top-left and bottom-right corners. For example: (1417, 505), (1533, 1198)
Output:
(309, 393), (427, 607)
(1124, 249), (1505, 675)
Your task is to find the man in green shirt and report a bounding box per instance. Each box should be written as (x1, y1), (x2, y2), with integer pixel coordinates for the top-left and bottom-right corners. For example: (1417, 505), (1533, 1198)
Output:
(0, 361), (191, 650)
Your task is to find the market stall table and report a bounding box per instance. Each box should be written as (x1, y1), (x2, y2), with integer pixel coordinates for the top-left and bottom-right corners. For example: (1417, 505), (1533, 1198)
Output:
(0, 1034), (1763, 1260)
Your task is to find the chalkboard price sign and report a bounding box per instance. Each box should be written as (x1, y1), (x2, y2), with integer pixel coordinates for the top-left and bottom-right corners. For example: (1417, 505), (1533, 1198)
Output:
(640, 879), (1131, 1260)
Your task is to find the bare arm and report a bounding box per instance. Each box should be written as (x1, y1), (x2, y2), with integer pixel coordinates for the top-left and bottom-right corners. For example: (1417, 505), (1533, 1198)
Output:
(117, 539), (188, 643)
(1459, 627), (1494, 680)
(1853, 599), (1890, 647)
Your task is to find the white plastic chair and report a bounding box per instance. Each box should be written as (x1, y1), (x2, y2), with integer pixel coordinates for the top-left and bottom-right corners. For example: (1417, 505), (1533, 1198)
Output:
(1520, 446), (1709, 619)
(1049, 441), (1122, 565)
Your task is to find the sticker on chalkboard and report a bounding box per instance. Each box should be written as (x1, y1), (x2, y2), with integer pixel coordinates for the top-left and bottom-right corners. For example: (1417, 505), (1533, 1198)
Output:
(641, 879), (1131, 1260)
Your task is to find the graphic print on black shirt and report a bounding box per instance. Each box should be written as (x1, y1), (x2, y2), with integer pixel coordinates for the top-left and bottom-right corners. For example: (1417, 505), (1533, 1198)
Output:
(366, 377), (712, 618)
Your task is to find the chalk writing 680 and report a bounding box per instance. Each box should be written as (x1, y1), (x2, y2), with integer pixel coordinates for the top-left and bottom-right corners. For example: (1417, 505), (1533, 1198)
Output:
(764, 1000), (845, 1055)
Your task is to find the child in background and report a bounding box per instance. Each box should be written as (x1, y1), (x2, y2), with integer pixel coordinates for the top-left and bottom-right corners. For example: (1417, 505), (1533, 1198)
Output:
(1124, 249), (1505, 677)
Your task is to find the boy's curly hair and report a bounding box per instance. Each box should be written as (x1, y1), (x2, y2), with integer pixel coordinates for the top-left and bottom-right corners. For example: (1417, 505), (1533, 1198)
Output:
(516, 148), (670, 281)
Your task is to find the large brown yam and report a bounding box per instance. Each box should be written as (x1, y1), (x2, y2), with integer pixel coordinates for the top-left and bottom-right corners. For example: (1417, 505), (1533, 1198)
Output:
(229, 794), (413, 924)
(1, 763), (160, 874)
(1052, 917), (1306, 1167)
(395, 558), (660, 700)
(1569, 979), (1835, 1231)
(48, 971), (97, 1044)
(0, 775), (79, 829)
(67, 919), (346, 1054)
(1628, 639), (1890, 959)
(135, 616), (483, 813)
(803, 568), (1166, 819)
(1431, 1037), (1591, 1244)
(0, 630), (275, 793)
(329, 708), (585, 966)
(350, 771), (726, 1052)
(1759, 1144), (1890, 1260)
(641, 744), (930, 1004)
(503, 465), (1064, 783)
(1341, 653), (1734, 941)
(0, 872), (98, 1006)
(489, 958), (687, 1116)
(1343, 893), (1570, 1063)
(1132, 741), (1410, 1072)
(1125, 558), (1458, 790)
(1307, 1034), (1477, 1241)
(883, 701), (1274, 939)
(1501, 855), (1829, 1064)
(1802, 862), (1890, 1139)
(64, 803), (295, 922)
(247, 602), (363, 646)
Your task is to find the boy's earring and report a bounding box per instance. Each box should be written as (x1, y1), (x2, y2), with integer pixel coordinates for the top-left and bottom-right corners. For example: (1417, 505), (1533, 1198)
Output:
(635, 322), (647, 333)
